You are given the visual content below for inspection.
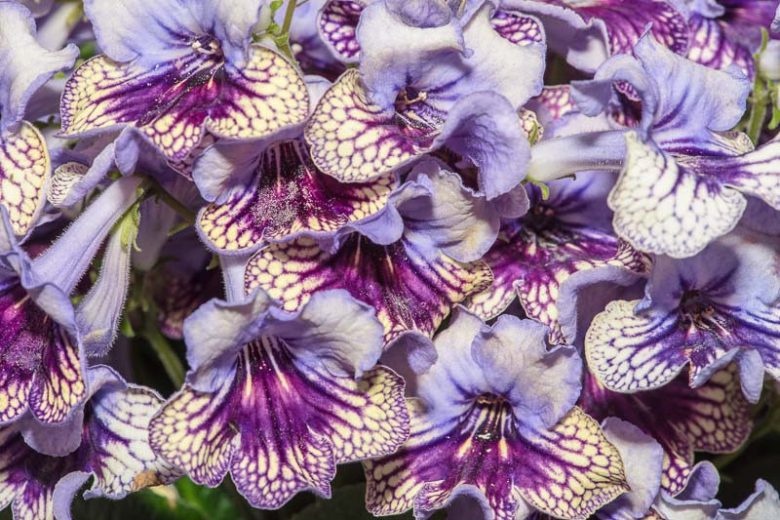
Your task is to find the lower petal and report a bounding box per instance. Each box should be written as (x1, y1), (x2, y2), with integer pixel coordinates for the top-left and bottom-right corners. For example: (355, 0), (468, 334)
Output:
(609, 134), (746, 258)
(244, 236), (492, 343)
(0, 123), (49, 237)
(318, 0), (364, 62)
(687, 15), (754, 76)
(28, 326), (85, 424)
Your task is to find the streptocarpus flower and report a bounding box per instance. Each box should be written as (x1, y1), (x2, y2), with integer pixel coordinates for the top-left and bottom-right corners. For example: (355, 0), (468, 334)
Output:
(0, 2), (78, 237)
(466, 171), (649, 345)
(651, 461), (723, 518)
(579, 364), (752, 495)
(565, 34), (780, 258)
(59, 0), (310, 167)
(149, 287), (408, 509)
(586, 229), (780, 400)
(243, 161), (496, 345)
(0, 176), (143, 425)
(364, 308), (628, 520)
(0, 366), (179, 520)
(317, 0), (545, 64)
(306, 0), (545, 199)
(506, 0), (690, 71)
(686, 0), (779, 76)
(195, 137), (396, 255)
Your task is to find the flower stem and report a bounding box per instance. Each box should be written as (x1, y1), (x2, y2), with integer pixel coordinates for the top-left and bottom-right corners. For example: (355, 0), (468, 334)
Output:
(142, 312), (186, 388)
(274, 0), (299, 61)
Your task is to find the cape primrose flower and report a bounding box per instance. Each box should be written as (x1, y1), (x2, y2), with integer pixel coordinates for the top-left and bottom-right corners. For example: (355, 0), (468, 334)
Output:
(586, 229), (780, 401)
(0, 2), (77, 237)
(364, 308), (628, 520)
(0, 176), (143, 426)
(466, 171), (650, 345)
(243, 161), (496, 345)
(149, 286), (408, 509)
(306, 0), (545, 199)
(540, 34), (780, 258)
(59, 0), (310, 167)
(0, 366), (179, 520)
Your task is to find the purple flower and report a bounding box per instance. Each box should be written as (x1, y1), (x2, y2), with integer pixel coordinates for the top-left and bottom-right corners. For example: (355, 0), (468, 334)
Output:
(364, 308), (628, 519)
(585, 228), (780, 400)
(242, 160), (497, 346)
(466, 171), (649, 345)
(0, 176), (143, 425)
(306, 0), (545, 199)
(58, 0), (310, 167)
(557, 34), (780, 257)
(149, 287), (408, 509)
(0, 366), (179, 520)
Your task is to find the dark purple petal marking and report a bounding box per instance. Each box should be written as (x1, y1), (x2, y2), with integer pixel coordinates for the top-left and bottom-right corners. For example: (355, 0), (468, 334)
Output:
(687, 15), (754, 76)
(530, 85), (577, 122)
(153, 268), (221, 341)
(491, 10), (544, 46)
(318, 0), (366, 62)
(61, 45), (309, 163)
(244, 236), (493, 343)
(580, 365), (752, 495)
(198, 140), (395, 253)
(365, 404), (627, 519)
(467, 203), (648, 344)
(609, 133), (747, 258)
(548, 0), (689, 56)
(0, 123), (49, 236)
(150, 338), (408, 509)
(0, 382), (176, 519)
(0, 283), (85, 424)
(305, 69), (442, 183)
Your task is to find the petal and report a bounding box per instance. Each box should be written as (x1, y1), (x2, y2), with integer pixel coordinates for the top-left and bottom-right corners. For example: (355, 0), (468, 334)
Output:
(0, 2), (78, 131)
(585, 299), (691, 392)
(84, 382), (180, 499)
(151, 343), (408, 509)
(608, 133), (746, 258)
(491, 9), (545, 46)
(28, 325), (86, 424)
(244, 236), (492, 344)
(0, 123), (49, 237)
(719, 480), (780, 519)
(318, 0), (365, 62)
(61, 46), (309, 162)
(365, 405), (627, 520)
(687, 14), (754, 76)
(305, 69), (436, 183)
(598, 418), (664, 519)
(197, 139), (395, 254)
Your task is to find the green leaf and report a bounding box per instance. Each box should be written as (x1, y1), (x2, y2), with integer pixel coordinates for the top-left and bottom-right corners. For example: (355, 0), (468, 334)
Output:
(291, 484), (413, 520)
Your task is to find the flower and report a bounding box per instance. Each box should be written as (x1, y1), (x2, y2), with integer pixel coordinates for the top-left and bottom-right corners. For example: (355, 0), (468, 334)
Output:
(364, 308), (628, 519)
(149, 287), (408, 509)
(59, 0), (310, 168)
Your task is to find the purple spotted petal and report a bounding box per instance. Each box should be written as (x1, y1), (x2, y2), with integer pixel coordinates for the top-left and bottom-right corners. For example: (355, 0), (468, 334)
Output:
(580, 365), (752, 496)
(608, 133), (748, 258)
(150, 345), (408, 509)
(587, 230), (780, 394)
(0, 281), (85, 425)
(0, 123), (50, 237)
(0, 369), (177, 520)
(60, 45), (309, 163)
(244, 236), (492, 344)
(528, 85), (577, 125)
(467, 174), (649, 345)
(318, 0), (366, 62)
(490, 10), (545, 46)
(198, 139), (396, 254)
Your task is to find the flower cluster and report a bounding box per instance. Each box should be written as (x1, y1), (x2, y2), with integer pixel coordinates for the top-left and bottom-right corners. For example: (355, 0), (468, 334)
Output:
(2, 0), (780, 518)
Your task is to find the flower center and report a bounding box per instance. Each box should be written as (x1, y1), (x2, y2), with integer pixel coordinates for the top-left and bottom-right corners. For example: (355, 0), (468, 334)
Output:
(461, 394), (515, 442)
(191, 35), (222, 57)
(679, 290), (730, 333)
